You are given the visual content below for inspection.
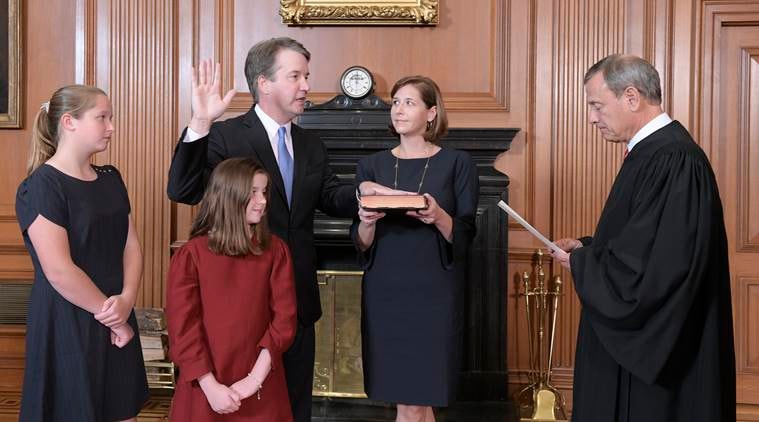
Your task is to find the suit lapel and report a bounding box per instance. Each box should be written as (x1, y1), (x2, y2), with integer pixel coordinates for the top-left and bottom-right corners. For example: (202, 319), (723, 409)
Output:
(243, 110), (289, 208)
(290, 124), (308, 216)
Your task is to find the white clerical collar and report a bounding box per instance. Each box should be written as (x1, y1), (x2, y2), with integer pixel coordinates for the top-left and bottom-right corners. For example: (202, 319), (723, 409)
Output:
(254, 105), (292, 141)
(627, 112), (672, 153)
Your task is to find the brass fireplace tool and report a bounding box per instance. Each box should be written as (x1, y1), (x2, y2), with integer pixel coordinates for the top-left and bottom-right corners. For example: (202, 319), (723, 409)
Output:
(515, 249), (568, 421)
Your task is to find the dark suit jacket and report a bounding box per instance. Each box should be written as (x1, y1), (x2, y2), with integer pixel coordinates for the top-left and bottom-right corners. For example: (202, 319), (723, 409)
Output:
(167, 107), (357, 325)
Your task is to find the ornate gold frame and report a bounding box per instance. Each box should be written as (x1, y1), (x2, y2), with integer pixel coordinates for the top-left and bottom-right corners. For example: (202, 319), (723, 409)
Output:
(280, 0), (439, 26)
(0, 0), (21, 128)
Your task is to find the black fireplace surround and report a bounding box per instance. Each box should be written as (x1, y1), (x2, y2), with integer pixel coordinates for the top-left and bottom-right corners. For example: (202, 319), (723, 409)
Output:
(300, 95), (517, 401)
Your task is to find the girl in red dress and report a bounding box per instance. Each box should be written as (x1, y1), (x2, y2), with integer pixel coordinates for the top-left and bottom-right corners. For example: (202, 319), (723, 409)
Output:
(167, 157), (297, 421)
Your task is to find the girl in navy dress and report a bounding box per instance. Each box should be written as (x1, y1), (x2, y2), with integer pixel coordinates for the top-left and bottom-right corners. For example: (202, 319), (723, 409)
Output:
(15, 85), (149, 421)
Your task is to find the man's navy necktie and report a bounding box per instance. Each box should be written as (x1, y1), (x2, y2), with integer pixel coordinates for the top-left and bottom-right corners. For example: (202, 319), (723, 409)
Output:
(277, 126), (293, 206)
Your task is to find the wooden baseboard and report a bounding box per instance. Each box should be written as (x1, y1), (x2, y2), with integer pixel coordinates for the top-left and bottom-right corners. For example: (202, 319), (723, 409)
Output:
(739, 403), (759, 421)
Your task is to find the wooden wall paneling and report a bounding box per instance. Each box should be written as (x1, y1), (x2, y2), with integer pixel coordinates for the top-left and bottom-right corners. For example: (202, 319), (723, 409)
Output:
(737, 46), (759, 252)
(0, 255), (32, 281)
(169, 0), (221, 250)
(498, 0), (566, 400)
(171, 0), (199, 248)
(0, 206), (27, 278)
(737, 277), (759, 372)
(667, 0), (698, 127)
(0, 326), (25, 392)
(701, 6), (759, 412)
(745, 49), (759, 252)
(625, 0), (675, 109)
(88, 0), (178, 308)
(75, 0), (96, 85)
(703, 7), (759, 405)
(549, 0), (628, 374)
(694, 1), (759, 160)
(530, 0), (561, 392)
(647, 0), (674, 111)
(0, 0), (79, 392)
(0, 0), (77, 284)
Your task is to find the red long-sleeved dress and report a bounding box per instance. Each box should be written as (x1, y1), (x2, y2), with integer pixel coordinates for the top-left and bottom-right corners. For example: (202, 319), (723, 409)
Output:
(167, 234), (297, 421)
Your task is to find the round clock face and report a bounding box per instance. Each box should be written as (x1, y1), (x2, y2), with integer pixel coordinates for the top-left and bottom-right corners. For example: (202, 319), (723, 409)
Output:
(340, 66), (373, 99)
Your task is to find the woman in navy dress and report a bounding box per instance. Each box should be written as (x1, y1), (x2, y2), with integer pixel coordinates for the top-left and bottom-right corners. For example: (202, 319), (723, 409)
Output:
(15, 85), (148, 421)
(353, 76), (479, 422)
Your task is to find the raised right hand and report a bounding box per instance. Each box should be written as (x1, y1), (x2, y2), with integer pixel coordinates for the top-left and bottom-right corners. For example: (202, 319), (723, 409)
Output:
(189, 59), (236, 134)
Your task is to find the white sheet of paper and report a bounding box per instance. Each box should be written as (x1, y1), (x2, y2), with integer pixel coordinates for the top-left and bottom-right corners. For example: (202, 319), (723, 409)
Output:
(497, 200), (569, 260)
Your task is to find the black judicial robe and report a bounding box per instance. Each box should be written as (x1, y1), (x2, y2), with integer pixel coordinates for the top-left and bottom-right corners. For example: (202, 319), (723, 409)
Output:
(569, 121), (736, 422)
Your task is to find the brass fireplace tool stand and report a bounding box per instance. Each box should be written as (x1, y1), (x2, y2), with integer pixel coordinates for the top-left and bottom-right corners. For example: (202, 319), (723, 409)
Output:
(515, 249), (568, 421)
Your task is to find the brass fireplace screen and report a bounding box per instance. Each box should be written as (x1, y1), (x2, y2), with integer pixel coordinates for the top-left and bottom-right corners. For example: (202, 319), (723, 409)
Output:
(313, 271), (366, 397)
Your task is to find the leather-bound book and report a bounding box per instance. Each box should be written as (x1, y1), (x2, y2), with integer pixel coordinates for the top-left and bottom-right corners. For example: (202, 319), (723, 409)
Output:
(359, 194), (428, 211)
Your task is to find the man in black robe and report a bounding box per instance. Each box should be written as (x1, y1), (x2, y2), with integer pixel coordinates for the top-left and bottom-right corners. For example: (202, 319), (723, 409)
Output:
(552, 54), (736, 421)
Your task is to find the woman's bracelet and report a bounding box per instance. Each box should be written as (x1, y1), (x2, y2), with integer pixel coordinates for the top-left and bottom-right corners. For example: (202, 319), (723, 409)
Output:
(247, 372), (263, 400)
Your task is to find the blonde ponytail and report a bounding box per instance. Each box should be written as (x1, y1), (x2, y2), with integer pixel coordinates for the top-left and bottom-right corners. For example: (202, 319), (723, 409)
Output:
(27, 107), (59, 174)
(26, 85), (108, 174)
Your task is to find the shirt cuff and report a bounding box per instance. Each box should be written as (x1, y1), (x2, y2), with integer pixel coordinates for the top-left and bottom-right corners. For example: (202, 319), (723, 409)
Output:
(183, 126), (208, 143)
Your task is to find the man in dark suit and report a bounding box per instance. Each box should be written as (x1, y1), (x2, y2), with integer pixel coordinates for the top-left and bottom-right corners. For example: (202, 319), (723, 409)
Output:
(167, 37), (370, 421)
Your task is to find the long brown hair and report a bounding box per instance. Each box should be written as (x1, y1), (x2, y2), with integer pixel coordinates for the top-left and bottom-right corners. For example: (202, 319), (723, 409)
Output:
(28, 85), (107, 174)
(190, 157), (271, 256)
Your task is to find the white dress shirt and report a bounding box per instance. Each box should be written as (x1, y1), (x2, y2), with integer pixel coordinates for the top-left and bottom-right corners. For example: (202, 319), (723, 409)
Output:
(627, 112), (673, 153)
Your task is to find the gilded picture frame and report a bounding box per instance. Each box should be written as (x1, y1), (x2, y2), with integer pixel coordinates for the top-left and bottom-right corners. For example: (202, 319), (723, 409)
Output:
(0, 0), (22, 128)
(280, 0), (439, 26)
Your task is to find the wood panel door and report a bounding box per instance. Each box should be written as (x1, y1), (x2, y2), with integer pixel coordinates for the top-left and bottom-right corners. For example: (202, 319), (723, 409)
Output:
(700, 5), (759, 418)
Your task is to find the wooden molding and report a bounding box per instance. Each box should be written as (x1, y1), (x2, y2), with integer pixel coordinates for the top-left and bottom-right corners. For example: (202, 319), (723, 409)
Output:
(0, 325), (25, 393)
(695, 2), (759, 158)
(0, 206), (16, 223)
(74, 0), (97, 85)
(82, 0), (179, 307)
(737, 402), (759, 422)
(737, 277), (759, 373)
(545, 0), (627, 368)
(216, 0), (235, 95)
(738, 48), (759, 251)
